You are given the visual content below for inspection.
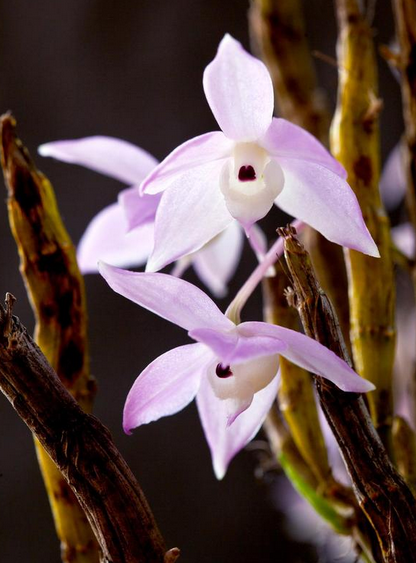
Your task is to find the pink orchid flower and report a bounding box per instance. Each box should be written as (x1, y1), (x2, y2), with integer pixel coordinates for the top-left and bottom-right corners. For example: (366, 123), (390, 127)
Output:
(139, 34), (379, 272)
(38, 136), (245, 297)
(99, 263), (375, 479)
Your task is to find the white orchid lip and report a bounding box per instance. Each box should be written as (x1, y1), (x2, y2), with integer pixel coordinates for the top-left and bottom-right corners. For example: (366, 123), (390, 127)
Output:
(208, 353), (280, 402)
(220, 142), (285, 230)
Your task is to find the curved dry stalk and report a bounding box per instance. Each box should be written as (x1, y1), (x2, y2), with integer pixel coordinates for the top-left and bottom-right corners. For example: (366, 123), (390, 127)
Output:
(0, 294), (176, 563)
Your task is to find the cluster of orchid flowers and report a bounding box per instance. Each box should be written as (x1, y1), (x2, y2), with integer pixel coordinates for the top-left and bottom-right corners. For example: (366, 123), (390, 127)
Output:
(39, 35), (377, 478)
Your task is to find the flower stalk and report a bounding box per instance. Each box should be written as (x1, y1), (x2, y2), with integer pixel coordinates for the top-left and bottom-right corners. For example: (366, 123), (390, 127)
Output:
(330, 0), (396, 449)
(0, 114), (99, 563)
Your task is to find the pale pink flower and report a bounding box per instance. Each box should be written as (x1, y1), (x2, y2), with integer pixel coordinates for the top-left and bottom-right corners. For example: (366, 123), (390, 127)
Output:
(39, 136), (246, 297)
(139, 34), (379, 271)
(99, 263), (375, 479)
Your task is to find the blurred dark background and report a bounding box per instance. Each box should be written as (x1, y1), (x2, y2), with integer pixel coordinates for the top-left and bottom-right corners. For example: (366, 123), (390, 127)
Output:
(0, 1), (402, 562)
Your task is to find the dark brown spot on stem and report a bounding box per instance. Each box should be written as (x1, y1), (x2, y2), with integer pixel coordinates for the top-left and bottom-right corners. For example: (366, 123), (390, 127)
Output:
(353, 155), (372, 186)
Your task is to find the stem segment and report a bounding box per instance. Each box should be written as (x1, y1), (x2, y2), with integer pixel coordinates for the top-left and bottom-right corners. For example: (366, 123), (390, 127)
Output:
(0, 113), (99, 562)
(330, 0), (396, 448)
(0, 295), (174, 563)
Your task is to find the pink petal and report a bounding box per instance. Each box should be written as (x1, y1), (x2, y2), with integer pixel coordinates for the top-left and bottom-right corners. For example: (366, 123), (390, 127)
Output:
(123, 343), (212, 433)
(118, 187), (161, 231)
(275, 158), (379, 257)
(140, 132), (233, 195)
(99, 263), (234, 332)
(392, 223), (415, 259)
(261, 119), (347, 179)
(146, 160), (234, 272)
(189, 326), (287, 366)
(203, 34), (274, 142)
(380, 143), (406, 210)
(77, 203), (154, 274)
(239, 322), (375, 393)
(39, 136), (158, 185)
(247, 223), (268, 261)
(196, 373), (279, 479)
(192, 221), (244, 297)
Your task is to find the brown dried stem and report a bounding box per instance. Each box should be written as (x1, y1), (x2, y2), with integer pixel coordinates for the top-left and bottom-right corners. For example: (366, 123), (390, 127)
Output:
(280, 225), (416, 563)
(0, 295), (177, 563)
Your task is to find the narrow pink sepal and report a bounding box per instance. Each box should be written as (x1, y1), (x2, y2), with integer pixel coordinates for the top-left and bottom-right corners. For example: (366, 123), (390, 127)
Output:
(192, 221), (244, 297)
(38, 136), (158, 185)
(99, 263), (234, 332)
(77, 202), (153, 274)
(203, 34), (274, 142)
(240, 322), (375, 393)
(275, 158), (380, 257)
(146, 160), (233, 272)
(189, 326), (287, 366)
(261, 118), (347, 179)
(118, 187), (161, 231)
(196, 373), (280, 479)
(140, 132), (233, 195)
(123, 343), (211, 433)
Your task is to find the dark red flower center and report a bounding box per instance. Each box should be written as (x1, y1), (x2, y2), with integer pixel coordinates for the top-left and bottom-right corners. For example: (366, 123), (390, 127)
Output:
(215, 363), (233, 378)
(238, 165), (256, 182)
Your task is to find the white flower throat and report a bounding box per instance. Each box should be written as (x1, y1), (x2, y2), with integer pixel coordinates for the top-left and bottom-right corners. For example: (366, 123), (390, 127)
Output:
(208, 353), (280, 405)
(220, 143), (285, 231)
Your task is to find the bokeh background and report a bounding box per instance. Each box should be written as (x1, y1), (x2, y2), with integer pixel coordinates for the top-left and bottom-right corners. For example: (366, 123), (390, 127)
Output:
(0, 1), (403, 561)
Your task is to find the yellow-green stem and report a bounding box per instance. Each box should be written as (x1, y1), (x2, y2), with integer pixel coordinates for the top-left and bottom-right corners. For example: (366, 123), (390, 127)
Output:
(0, 114), (99, 563)
(330, 1), (396, 449)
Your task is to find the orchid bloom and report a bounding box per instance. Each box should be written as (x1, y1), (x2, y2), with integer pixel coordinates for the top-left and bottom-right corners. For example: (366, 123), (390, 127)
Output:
(99, 263), (374, 479)
(139, 34), (379, 272)
(38, 136), (246, 297)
